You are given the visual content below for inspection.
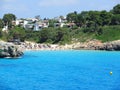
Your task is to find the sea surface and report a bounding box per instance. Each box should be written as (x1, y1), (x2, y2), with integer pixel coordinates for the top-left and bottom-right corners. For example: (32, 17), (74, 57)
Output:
(0, 50), (120, 90)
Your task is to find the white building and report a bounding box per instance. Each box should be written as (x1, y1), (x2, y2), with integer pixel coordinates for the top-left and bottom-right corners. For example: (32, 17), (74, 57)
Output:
(15, 19), (24, 26)
(2, 25), (8, 32)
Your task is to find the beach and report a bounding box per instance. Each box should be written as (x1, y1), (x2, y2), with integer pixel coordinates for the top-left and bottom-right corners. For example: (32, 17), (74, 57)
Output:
(17, 40), (120, 51)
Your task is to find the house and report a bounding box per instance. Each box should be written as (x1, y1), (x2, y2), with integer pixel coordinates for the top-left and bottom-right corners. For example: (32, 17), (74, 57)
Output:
(23, 19), (34, 28)
(54, 16), (67, 23)
(53, 16), (67, 28)
(2, 25), (8, 32)
(43, 19), (49, 27)
(15, 19), (24, 26)
(34, 22), (41, 31)
(25, 24), (34, 30)
(33, 20), (49, 31)
(54, 23), (65, 28)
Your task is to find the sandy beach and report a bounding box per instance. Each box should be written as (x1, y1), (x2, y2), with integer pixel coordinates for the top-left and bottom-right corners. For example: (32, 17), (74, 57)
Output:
(17, 40), (103, 51)
(1, 40), (120, 52)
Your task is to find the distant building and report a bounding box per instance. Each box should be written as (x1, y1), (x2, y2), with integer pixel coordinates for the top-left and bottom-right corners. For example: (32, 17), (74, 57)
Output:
(54, 23), (65, 28)
(15, 19), (24, 26)
(2, 25), (8, 32)
(25, 24), (34, 30)
(54, 16), (67, 23)
(34, 22), (40, 31)
(33, 20), (49, 31)
(53, 16), (67, 28)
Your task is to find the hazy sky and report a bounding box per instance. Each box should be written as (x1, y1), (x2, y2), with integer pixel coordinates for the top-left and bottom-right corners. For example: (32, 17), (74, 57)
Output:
(0, 0), (120, 19)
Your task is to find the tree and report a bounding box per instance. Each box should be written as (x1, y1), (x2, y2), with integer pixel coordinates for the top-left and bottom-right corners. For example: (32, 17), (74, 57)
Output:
(3, 13), (16, 29)
(59, 15), (64, 19)
(66, 11), (77, 23)
(87, 11), (102, 26)
(111, 14), (120, 25)
(48, 19), (56, 27)
(100, 11), (112, 26)
(0, 19), (4, 28)
(39, 29), (50, 43)
(78, 11), (89, 27)
(53, 28), (71, 44)
(0, 29), (2, 38)
(112, 4), (120, 14)
(8, 26), (25, 42)
(75, 13), (85, 27)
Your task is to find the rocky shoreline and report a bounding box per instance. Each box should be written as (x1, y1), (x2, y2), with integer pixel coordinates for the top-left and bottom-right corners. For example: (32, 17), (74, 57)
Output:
(73, 40), (120, 51)
(0, 41), (23, 58)
(1, 39), (120, 58)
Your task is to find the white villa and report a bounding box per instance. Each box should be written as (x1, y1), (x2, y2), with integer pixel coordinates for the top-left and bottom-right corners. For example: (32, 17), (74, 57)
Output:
(53, 16), (67, 28)
(2, 25), (8, 32)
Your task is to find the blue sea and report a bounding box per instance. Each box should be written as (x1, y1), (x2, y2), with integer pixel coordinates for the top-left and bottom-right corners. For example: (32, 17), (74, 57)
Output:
(0, 50), (120, 90)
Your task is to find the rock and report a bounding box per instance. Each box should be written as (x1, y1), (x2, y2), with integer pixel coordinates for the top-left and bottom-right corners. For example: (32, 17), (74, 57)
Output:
(0, 43), (23, 58)
(94, 40), (120, 51)
(73, 40), (120, 51)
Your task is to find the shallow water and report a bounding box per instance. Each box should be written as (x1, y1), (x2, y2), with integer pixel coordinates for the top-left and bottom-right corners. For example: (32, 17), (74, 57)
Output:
(0, 50), (120, 90)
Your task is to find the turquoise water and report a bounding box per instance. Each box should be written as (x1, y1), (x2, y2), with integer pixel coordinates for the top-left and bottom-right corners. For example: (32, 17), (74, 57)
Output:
(0, 50), (120, 90)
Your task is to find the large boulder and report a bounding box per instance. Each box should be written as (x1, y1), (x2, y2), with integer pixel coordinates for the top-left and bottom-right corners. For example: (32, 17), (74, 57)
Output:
(0, 43), (23, 58)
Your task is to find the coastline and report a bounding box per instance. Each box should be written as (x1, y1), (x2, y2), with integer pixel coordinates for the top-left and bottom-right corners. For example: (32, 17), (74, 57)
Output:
(17, 40), (120, 51)
(1, 40), (120, 52)
(18, 41), (73, 51)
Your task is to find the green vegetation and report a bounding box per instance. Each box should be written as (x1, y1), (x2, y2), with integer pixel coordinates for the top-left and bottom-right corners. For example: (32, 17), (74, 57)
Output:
(0, 19), (4, 28)
(3, 13), (16, 29)
(95, 25), (120, 42)
(0, 4), (120, 44)
(25, 27), (72, 44)
(8, 26), (26, 42)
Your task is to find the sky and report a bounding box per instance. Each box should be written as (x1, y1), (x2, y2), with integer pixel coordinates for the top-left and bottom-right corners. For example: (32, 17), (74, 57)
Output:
(0, 0), (120, 19)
